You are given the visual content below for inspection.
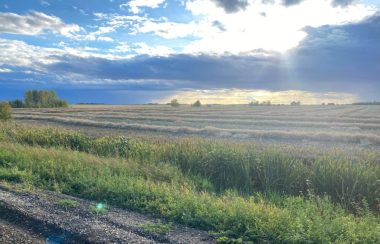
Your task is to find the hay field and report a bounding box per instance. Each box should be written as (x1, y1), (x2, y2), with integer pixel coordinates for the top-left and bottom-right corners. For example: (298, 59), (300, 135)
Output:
(13, 104), (380, 148)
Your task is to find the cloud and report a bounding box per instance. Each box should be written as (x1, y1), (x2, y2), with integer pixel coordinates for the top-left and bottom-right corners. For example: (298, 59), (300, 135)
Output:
(1, 12), (379, 101)
(41, 13), (380, 101)
(183, 0), (376, 54)
(132, 42), (175, 56)
(78, 26), (115, 42)
(211, 0), (249, 13)
(120, 0), (165, 14)
(0, 11), (81, 37)
(0, 68), (12, 73)
(281, 0), (305, 7)
(0, 38), (123, 71)
(266, 0), (356, 8)
(332, 0), (355, 7)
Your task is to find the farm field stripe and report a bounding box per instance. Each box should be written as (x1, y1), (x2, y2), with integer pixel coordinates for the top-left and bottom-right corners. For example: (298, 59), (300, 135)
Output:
(14, 115), (380, 145)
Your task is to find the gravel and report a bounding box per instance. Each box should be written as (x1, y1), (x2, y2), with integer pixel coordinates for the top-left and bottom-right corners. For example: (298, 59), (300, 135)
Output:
(0, 186), (214, 243)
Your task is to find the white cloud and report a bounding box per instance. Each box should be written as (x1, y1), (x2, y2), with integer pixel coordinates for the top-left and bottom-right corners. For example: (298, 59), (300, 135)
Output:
(180, 0), (377, 54)
(133, 42), (174, 56)
(0, 68), (12, 73)
(0, 11), (81, 38)
(40, 1), (50, 6)
(158, 89), (358, 104)
(75, 25), (115, 42)
(110, 42), (131, 53)
(0, 38), (123, 71)
(132, 19), (220, 39)
(120, 0), (165, 14)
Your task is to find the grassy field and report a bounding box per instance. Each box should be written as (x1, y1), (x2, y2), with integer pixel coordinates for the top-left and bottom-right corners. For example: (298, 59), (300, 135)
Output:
(1, 105), (380, 242)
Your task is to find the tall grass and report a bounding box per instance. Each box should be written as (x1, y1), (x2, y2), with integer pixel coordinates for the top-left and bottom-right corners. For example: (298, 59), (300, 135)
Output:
(0, 142), (379, 243)
(1, 123), (379, 212)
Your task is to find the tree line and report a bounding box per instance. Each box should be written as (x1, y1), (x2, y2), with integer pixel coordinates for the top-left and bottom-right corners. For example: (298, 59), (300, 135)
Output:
(8, 90), (68, 108)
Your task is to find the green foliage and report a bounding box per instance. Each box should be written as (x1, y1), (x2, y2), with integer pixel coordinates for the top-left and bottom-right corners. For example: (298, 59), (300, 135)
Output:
(192, 100), (201, 107)
(0, 142), (379, 243)
(248, 101), (259, 106)
(0, 102), (12, 121)
(24, 90), (68, 108)
(169, 99), (180, 107)
(57, 199), (80, 208)
(0, 123), (379, 212)
(290, 101), (301, 106)
(89, 204), (108, 215)
(8, 99), (24, 108)
(141, 221), (172, 235)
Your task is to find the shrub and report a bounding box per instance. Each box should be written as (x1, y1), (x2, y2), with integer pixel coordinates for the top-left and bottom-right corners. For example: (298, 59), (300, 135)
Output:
(169, 99), (180, 107)
(290, 101), (301, 106)
(249, 101), (259, 106)
(0, 102), (12, 121)
(9, 99), (24, 108)
(192, 100), (201, 107)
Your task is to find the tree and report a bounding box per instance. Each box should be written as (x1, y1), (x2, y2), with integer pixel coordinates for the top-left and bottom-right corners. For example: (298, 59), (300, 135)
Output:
(9, 99), (24, 108)
(290, 101), (301, 106)
(192, 100), (201, 107)
(169, 99), (180, 107)
(0, 102), (12, 121)
(249, 101), (259, 106)
(261, 100), (271, 106)
(23, 90), (68, 108)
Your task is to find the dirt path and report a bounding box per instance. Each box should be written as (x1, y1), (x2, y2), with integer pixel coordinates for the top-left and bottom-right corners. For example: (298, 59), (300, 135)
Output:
(0, 186), (214, 243)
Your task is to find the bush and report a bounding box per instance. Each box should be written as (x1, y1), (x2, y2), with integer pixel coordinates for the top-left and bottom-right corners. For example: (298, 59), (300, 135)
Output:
(9, 99), (24, 108)
(192, 100), (201, 107)
(169, 99), (180, 107)
(0, 102), (12, 121)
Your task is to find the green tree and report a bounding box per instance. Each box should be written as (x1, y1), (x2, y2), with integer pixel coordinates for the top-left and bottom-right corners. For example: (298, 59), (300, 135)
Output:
(24, 90), (68, 108)
(169, 99), (180, 107)
(192, 100), (202, 107)
(0, 102), (12, 121)
(9, 99), (24, 108)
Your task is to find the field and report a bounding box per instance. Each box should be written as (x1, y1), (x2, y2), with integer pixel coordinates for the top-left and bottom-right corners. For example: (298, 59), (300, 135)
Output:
(1, 104), (380, 243)
(13, 104), (380, 147)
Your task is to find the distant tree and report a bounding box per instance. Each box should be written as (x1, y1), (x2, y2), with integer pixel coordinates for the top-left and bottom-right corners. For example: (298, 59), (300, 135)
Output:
(169, 99), (180, 107)
(0, 102), (12, 121)
(192, 100), (202, 107)
(291, 101), (301, 106)
(249, 101), (259, 106)
(327, 103), (335, 106)
(321, 103), (325, 106)
(9, 99), (24, 108)
(260, 100), (271, 106)
(24, 90), (68, 108)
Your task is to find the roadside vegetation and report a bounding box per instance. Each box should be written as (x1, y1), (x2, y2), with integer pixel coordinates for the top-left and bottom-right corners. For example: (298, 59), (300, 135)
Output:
(0, 103), (12, 121)
(0, 122), (379, 243)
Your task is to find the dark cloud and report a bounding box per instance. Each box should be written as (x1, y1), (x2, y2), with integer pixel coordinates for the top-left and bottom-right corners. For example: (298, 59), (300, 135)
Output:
(263, 0), (355, 7)
(331, 0), (355, 7)
(281, 0), (305, 7)
(211, 0), (249, 13)
(46, 14), (380, 100)
(2, 14), (380, 102)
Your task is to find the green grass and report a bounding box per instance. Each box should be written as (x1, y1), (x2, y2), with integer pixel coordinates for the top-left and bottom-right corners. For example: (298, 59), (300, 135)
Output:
(89, 204), (108, 215)
(0, 141), (379, 243)
(1, 122), (379, 212)
(141, 221), (172, 235)
(57, 199), (80, 208)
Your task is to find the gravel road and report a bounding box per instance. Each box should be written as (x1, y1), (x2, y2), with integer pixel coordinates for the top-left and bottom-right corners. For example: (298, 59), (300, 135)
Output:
(0, 186), (214, 243)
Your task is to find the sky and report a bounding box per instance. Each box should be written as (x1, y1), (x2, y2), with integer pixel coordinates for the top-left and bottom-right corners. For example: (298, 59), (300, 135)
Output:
(0, 0), (379, 104)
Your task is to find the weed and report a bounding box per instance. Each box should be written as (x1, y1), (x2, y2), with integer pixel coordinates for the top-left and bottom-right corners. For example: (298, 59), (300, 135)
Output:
(141, 221), (172, 235)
